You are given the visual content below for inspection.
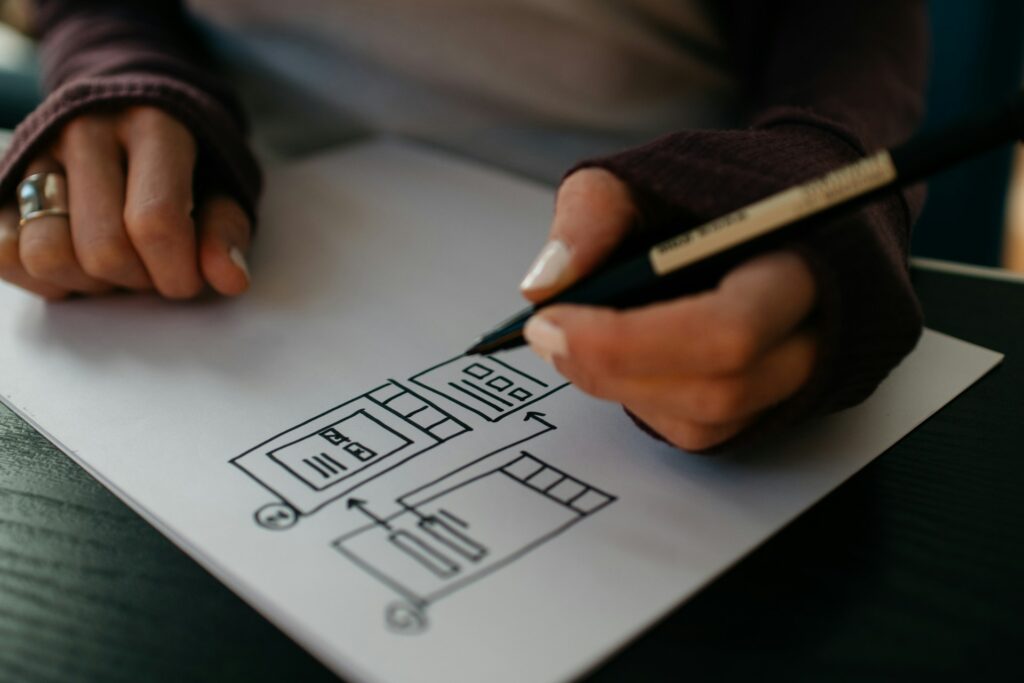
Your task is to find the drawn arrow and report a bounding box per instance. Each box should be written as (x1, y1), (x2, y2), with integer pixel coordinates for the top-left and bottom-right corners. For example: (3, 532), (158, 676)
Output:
(523, 411), (555, 430)
(347, 498), (392, 530)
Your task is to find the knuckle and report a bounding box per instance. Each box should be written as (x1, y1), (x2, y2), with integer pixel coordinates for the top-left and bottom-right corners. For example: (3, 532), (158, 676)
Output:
(125, 202), (191, 249)
(572, 312), (627, 377)
(78, 238), (135, 281)
(712, 318), (758, 372)
(21, 242), (71, 280)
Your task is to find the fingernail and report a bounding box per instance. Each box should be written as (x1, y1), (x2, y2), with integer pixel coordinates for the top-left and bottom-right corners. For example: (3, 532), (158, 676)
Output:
(520, 240), (570, 292)
(524, 316), (568, 363)
(229, 246), (250, 282)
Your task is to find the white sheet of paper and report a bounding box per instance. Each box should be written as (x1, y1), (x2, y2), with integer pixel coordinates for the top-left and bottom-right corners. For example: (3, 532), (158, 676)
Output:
(0, 141), (1002, 683)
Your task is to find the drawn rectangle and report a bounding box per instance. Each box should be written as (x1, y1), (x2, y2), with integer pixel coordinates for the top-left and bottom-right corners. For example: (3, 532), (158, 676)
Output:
(270, 410), (411, 490)
(389, 530), (460, 578)
(419, 517), (487, 562)
(546, 478), (586, 503)
(231, 382), (472, 516)
(503, 454), (545, 481)
(570, 489), (613, 514)
(407, 405), (446, 430)
(335, 469), (580, 600)
(525, 467), (563, 492)
(409, 354), (566, 422)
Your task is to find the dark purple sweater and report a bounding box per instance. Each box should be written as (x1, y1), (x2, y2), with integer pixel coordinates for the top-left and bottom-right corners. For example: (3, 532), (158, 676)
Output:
(1, 1), (929, 445)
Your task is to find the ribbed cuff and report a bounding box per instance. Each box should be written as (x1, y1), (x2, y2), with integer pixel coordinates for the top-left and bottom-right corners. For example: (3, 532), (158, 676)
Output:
(572, 121), (924, 450)
(0, 73), (262, 222)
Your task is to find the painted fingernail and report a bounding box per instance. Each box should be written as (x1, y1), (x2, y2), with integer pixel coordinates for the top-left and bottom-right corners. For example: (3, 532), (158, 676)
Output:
(229, 246), (250, 282)
(519, 240), (570, 292)
(524, 316), (568, 363)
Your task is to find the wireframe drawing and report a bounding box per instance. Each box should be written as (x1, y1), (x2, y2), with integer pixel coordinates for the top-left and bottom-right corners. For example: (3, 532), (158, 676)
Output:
(409, 354), (563, 422)
(231, 351), (616, 632)
(233, 352), (566, 526)
(336, 449), (615, 634)
(234, 379), (471, 525)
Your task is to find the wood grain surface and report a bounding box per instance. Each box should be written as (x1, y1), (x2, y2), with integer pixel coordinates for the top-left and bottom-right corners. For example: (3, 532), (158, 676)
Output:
(1, 266), (1021, 682)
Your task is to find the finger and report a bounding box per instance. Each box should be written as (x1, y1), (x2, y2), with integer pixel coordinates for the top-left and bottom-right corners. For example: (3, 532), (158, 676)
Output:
(524, 250), (816, 378)
(625, 404), (750, 452)
(571, 329), (817, 425)
(59, 116), (151, 289)
(121, 108), (202, 298)
(519, 168), (638, 301)
(0, 204), (68, 299)
(18, 158), (112, 294)
(198, 195), (252, 296)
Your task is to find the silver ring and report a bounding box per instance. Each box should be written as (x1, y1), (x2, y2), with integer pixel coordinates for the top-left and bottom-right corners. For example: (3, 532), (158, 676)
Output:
(17, 172), (70, 227)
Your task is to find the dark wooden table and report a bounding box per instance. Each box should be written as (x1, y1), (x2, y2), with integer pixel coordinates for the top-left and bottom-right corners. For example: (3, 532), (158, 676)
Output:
(2, 263), (1022, 682)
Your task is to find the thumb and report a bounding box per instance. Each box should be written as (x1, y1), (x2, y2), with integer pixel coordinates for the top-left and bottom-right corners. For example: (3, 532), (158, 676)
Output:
(519, 167), (638, 303)
(198, 195), (252, 296)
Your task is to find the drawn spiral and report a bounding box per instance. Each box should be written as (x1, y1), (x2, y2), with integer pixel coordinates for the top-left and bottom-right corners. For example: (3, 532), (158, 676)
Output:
(385, 601), (427, 634)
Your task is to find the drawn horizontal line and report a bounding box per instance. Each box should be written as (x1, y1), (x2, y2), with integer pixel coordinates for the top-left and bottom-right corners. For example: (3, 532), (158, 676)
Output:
(447, 382), (502, 412)
(462, 379), (513, 407)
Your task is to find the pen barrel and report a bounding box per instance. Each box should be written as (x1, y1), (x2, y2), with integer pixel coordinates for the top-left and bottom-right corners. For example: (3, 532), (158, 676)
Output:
(546, 256), (657, 308)
(891, 88), (1024, 185)
(546, 237), (772, 313)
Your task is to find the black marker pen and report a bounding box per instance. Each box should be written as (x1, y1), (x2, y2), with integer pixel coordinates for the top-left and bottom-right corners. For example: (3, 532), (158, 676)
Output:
(467, 89), (1024, 356)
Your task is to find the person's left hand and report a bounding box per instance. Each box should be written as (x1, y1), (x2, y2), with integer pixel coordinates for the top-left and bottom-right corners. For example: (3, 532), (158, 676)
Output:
(519, 168), (819, 451)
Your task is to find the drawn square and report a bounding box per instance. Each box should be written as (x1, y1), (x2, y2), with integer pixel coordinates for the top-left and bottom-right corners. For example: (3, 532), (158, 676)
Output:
(485, 375), (513, 391)
(546, 478), (586, 503)
(269, 410), (411, 491)
(508, 387), (531, 401)
(525, 468), (563, 491)
(387, 392), (427, 417)
(319, 426), (347, 445)
(368, 383), (403, 404)
(570, 489), (612, 514)
(408, 405), (445, 429)
(428, 419), (470, 441)
(463, 363), (493, 380)
(503, 455), (544, 481)
(409, 354), (565, 422)
(344, 440), (377, 461)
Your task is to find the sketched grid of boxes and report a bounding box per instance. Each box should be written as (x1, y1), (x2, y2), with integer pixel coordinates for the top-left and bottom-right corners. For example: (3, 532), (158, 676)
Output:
(232, 381), (471, 516)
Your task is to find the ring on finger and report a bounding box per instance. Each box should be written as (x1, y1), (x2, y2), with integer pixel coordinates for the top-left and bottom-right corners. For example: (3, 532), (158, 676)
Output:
(17, 172), (70, 227)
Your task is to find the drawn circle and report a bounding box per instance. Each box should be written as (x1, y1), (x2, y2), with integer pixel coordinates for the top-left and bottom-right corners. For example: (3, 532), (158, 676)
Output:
(254, 502), (299, 530)
(385, 601), (428, 635)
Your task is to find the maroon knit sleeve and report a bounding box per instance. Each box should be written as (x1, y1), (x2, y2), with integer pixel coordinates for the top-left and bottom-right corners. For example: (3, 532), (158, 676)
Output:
(0, 1), (261, 219)
(578, 3), (929, 447)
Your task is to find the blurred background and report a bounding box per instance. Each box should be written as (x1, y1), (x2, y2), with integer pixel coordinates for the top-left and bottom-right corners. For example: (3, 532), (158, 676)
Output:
(0, 0), (1021, 271)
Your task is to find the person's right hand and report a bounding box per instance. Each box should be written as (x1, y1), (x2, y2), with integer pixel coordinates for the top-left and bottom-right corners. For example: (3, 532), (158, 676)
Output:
(0, 105), (252, 300)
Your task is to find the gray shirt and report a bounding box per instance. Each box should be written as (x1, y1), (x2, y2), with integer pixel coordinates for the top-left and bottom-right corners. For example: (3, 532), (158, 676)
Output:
(191, 0), (738, 180)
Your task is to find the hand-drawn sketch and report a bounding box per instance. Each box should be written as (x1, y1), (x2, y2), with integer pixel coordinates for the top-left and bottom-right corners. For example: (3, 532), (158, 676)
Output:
(409, 354), (563, 422)
(231, 351), (616, 632)
(232, 380), (472, 524)
(336, 449), (615, 634)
